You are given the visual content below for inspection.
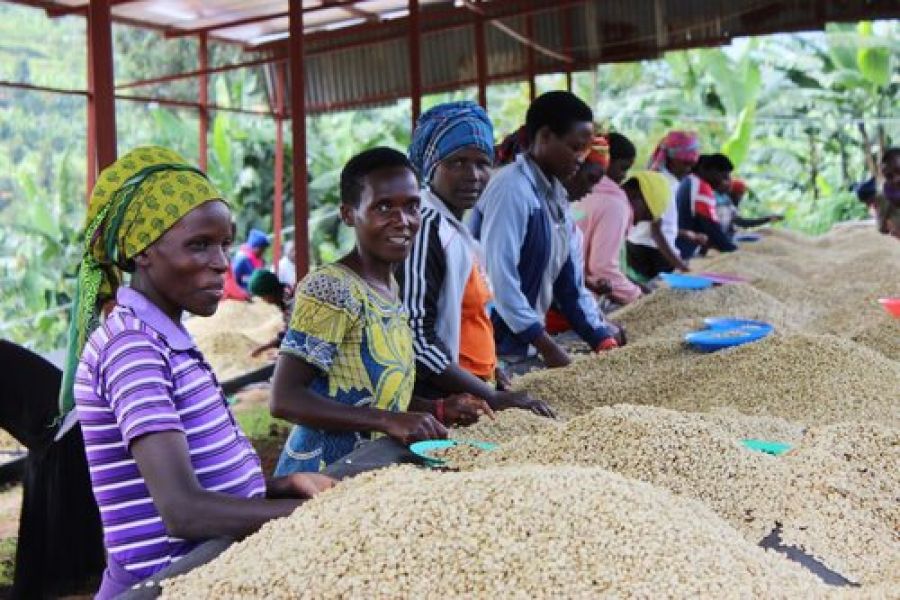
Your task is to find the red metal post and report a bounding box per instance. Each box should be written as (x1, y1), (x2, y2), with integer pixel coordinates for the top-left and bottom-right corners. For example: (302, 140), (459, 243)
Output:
(563, 7), (573, 92)
(272, 62), (286, 269)
(198, 34), (209, 171)
(289, 0), (310, 280)
(526, 15), (536, 100)
(408, 0), (422, 130)
(474, 2), (488, 109)
(86, 30), (96, 200)
(87, 0), (118, 175)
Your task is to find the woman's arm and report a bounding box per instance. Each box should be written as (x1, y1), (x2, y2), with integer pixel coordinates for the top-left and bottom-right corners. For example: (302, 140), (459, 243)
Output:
(270, 354), (447, 444)
(651, 222), (689, 271)
(130, 431), (332, 541)
(421, 363), (553, 416)
(250, 338), (280, 357)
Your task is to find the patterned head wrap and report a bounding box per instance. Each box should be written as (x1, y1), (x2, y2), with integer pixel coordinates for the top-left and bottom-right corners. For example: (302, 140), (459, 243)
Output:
(409, 101), (494, 183)
(583, 136), (610, 170)
(649, 131), (700, 171)
(495, 125), (529, 167)
(59, 146), (223, 417)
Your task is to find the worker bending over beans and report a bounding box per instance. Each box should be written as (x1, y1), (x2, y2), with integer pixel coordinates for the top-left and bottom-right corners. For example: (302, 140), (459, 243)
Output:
(247, 268), (293, 357)
(67, 147), (335, 599)
(675, 153), (739, 259)
(471, 91), (622, 370)
(397, 101), (553, 416)
(270, 148), (494, 475)
(626, 130), (700, 279)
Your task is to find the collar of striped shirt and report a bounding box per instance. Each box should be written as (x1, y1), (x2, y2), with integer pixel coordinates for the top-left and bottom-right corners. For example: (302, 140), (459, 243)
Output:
(115, 287), (195, 351)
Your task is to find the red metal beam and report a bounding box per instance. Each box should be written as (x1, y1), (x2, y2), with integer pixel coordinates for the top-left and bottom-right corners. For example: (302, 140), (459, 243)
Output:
(0, 80), (88, 96)
(272, 62), (286, 269)
(47, 0), (139, 18)
(88, 0), (117, 174)
(474, 0), (488, 109)
(116, 55), (281, 90)
(526, 15), (536, 100)
(563, 6), (574, 92)
(86, 37), (96, 202)
(408, 0), (422, 129)
(198, 34), (209, 171)
(165, 0), (363, 39)
(289, 0), (310, 280)
(7, 0), (58, 10)
(114, 94), (273, 117)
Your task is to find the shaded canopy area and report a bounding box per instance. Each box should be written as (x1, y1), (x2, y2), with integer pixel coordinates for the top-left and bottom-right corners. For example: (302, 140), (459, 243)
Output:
(5, 0), (899, 277)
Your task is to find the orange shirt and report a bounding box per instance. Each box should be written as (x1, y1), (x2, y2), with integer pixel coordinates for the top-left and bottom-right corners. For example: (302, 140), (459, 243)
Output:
(458, 262), (497, 379)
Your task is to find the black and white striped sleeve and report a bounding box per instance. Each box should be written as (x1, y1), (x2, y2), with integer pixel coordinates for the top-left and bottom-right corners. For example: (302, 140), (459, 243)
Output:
(396, 207), (452, 375)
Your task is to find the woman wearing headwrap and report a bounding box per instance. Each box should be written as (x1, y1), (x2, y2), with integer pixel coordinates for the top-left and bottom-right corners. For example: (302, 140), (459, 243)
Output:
(572, 133), (662, 308)
(675, 153), (738, 259)
(247, 268), (292, 357)
(65, 147), (334, 598)
(495, 124), (530, 166)
(232, 227), (270, 289)
(626, 130), (699, 279)
(398, 101), (553, 416)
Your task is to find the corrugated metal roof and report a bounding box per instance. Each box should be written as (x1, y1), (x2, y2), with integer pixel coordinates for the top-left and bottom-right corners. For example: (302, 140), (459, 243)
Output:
(11, 0), (900, 114)
(278, 0), (900, 114)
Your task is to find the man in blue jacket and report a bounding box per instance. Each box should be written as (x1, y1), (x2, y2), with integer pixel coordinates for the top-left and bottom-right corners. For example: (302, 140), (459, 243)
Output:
(471, 91), (620, 369)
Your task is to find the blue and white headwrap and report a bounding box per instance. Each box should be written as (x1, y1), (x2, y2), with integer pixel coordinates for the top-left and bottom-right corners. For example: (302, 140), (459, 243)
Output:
(409, 101), (494, 183)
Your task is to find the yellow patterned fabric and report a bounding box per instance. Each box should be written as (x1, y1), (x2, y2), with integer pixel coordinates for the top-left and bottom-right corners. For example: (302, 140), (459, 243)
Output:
(59, 146), (223, 417)
(86, 146), (222, 263)
(276, 263), (415, 472)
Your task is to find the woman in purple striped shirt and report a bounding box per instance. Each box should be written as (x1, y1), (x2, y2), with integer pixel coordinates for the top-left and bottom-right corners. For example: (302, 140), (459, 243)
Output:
(64, 147), (335, 598)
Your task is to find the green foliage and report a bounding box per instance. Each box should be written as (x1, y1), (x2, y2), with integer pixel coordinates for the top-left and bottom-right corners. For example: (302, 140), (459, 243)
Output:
(234, 404), (290, 441)
(0, 535), (16, 589)
(855, 22), (892, 89)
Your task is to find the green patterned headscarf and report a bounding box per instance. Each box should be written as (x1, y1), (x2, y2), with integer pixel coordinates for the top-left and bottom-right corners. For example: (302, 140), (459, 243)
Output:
(59, 147), (224, 418)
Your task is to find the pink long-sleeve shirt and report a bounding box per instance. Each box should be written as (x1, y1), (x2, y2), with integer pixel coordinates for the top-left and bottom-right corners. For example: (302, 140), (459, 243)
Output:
(571, 176), (643, 305)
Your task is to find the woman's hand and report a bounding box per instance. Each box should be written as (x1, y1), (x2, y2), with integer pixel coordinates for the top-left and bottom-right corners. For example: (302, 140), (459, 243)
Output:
(269, 473), (337, 500)
(610, 322), (627, 346)
(491, 390), (555, 418)
(494, 366), (513, 391)
(441, 393), (494, 427)
(533, 333), (571, 368)
(383, 412), (447, 445)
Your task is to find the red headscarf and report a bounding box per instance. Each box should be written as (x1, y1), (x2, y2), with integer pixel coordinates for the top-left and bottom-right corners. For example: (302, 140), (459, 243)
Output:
(495, 125), (529, 166)
(583, 136), (610, 169)
(649, 131), (700, 171)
